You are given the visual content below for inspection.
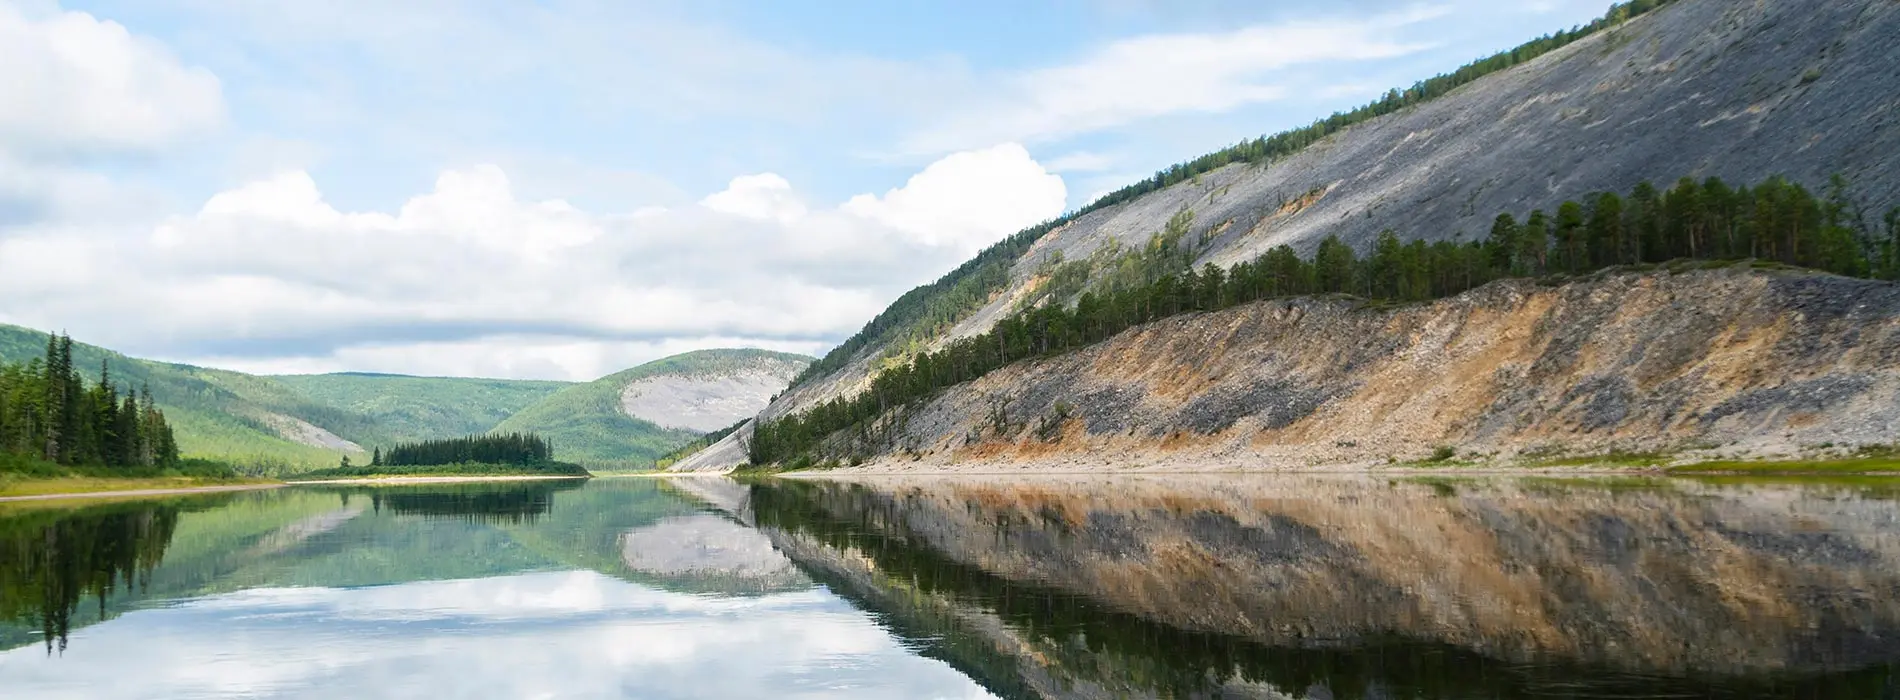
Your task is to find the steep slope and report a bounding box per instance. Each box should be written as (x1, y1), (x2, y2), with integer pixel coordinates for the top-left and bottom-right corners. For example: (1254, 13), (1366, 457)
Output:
(271, 373), (570, 445)
(496, 349), (810, 468)
(681, 0), (1900, 471)
(806, 267), (1900, 469)
(0, 324), (369, 470)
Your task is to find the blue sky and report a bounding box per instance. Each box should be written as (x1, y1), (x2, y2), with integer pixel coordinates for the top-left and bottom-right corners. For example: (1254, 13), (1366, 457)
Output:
(0, 0), (1614, 380)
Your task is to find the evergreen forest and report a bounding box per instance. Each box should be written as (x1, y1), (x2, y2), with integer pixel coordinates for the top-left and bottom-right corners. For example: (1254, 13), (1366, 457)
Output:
(374, 432), (556, 468)
(749, 174), (1900, 465)
(0, 334), (182, 472)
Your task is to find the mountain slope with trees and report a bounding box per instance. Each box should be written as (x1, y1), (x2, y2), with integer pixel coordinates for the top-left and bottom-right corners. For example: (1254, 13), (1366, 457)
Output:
(271, 373), (570, 446)
(0, 325), (371, 472)
(678, 0), (1900, 470)
(494, 349), (811, 470)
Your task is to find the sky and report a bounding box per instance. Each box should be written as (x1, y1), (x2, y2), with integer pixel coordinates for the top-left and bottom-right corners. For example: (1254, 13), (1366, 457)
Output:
(0, 0), (1616, 381)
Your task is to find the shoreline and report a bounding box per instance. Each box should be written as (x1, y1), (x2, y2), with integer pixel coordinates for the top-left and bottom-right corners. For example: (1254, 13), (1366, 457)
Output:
(284, 474), (592, 485)
(0, 482), (286, 503)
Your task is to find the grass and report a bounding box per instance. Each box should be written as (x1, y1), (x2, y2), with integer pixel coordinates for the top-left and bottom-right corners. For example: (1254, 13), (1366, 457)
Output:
(1666, 455), (1900, 475)
(0, 454), (268, 498)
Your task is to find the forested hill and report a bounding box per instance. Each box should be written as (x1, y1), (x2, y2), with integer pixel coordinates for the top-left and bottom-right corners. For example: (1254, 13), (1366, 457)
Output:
(271, 373), (569, 446)
(495, 349), (812, 470)
(0, 325), (810, 473)
(675, 0), (1900, 470)
(0, 325), (570, 473)
(0, 324), (374, 470)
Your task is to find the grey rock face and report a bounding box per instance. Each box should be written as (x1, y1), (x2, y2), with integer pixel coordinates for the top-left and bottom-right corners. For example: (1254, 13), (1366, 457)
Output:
(770, 0), (1900, 425)
(622, 368), (801, 432)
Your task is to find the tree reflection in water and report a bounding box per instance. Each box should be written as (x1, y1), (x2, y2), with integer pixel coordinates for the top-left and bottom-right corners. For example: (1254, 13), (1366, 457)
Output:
(0, 498), (215, 653)
(340, 480), (588, 525)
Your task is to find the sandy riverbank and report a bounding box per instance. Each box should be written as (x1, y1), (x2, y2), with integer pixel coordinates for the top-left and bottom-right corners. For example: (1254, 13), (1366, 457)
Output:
(284, 475), (592, 485)
(0, 482), (286, 503)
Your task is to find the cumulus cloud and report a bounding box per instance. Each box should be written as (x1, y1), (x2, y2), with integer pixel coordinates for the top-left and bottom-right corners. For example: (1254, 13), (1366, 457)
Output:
(901, 11), (1438, 154)
(0, 145), (1065, 380)
(842, 143), (1066, 251)
(0, 2), (225, 159)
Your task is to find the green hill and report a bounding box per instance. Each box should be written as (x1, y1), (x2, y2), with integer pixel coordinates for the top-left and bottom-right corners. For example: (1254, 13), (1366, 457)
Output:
(272, 373), (570, 445)
(494, 349), (812, 470)
(0, 324), (369, 472)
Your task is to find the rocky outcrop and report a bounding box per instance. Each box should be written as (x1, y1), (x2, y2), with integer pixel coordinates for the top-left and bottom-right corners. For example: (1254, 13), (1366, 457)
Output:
(761, 0), (1900, 440)
(621, 358), (807, 432)
(811, 268), (1900, 469)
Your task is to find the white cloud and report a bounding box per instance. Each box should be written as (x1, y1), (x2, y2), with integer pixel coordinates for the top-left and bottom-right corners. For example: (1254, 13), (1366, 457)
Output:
(0, 2), (225, 159)
(699, 173), (808, 224)
(843, 143), (1065, 252)
(208, 335), (834, 383)
(0, 145), (1065, 380)
(901, 11), (1439, 154)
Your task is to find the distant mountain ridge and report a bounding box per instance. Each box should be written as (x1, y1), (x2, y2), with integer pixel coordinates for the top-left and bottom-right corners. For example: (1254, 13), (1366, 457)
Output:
(0, 323), (805, 473)
(495, 349), (812, 470)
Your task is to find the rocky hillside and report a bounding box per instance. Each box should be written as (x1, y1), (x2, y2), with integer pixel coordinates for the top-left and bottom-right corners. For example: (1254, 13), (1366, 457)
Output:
(674, 0), (1900, 471)
(806, 267), (1900, 469)
(497, 349), (810, 468)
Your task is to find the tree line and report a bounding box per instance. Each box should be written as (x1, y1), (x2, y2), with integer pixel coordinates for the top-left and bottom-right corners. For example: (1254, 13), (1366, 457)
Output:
(788, 0), (1683, 395)
(0, 334), (180, 470)
(748, 174), (1900, 465)
(372, 432), (554, 467)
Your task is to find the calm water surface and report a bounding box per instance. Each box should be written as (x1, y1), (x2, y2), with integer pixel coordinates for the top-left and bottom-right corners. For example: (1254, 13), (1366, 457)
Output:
(1, 475), (1897, 699)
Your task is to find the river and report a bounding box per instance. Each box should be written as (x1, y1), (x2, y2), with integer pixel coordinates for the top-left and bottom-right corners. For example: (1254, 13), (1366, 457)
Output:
(1, 475), (1896, 698)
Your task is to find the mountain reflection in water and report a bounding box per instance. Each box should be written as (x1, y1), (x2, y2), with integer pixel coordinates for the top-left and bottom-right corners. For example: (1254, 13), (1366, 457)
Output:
(740, 476), (1900, 699)
(2, 476), (1897, 699)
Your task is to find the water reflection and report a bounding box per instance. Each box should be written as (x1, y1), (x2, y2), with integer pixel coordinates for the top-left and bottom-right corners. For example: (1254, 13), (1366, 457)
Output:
(0, 496), (229, 653)
(330, 479), (588, 524)
(744, 476), (1900, 699)
(0, 479), (997, 699)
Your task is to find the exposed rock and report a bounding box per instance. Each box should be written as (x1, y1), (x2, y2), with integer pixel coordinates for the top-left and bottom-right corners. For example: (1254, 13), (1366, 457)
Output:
(622, 367), (801, 432)
(826, 268), (1900, 469)
(766, 0), (1900, 441)
(259, 412), (363, 452)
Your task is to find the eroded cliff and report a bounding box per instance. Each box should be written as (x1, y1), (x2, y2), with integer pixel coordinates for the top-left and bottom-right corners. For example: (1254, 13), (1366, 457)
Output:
(813, 268), (1900, 469)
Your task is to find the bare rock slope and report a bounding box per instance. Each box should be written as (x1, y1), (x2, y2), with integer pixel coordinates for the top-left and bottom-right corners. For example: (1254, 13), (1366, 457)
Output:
(498, 348), (810, 467)
(825, 268), (1900, 469)
(730, 0), (1900, 466)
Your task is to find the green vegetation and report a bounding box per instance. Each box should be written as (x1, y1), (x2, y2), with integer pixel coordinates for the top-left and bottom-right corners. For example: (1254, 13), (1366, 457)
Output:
(789, 0), (1686, 394)
(496, 349), (811, 469)
(271, 373), (569, 445)
(1669, 455), (1900, 476)
(379, 432), (555, 468)
(296, 432), (588, 479)
(652, 419), (746, 470)
(0, 335), (183, 476)
(0, 325), (364, 473)
(753, 174), (1900, 465)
